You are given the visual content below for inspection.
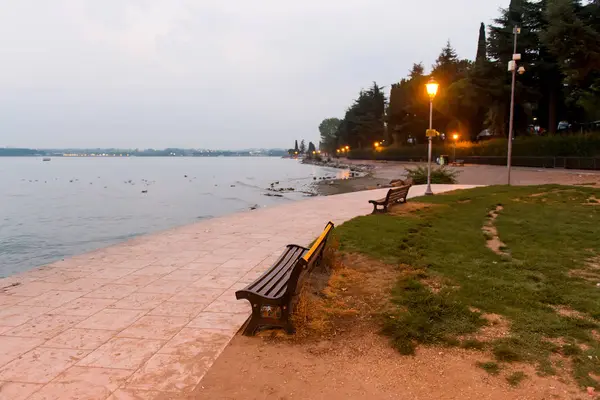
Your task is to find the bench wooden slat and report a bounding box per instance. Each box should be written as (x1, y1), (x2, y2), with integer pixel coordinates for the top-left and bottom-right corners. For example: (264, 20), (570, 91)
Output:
(249, 246), (305, 297)
(256, 247), (306, 298)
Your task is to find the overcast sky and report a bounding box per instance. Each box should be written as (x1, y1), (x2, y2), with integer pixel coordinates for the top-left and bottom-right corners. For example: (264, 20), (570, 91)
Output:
(0, 0), (506, 150)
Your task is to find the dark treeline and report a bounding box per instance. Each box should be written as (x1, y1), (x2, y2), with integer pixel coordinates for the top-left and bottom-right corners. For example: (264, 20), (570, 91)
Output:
(320, 0), (600, 153)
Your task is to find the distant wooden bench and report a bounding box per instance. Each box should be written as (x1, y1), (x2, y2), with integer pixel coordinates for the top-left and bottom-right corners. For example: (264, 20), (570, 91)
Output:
(235, 222), (334, 336)
(452, 159), (465, 166)
(369, 185), (411, 214)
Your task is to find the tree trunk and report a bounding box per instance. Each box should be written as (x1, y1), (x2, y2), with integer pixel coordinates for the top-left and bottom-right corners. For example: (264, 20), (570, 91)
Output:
(548, 87), (557, 134)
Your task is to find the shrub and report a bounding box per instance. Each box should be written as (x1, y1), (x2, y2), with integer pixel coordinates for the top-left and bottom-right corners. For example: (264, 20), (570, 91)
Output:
(405, 166), (458, 185)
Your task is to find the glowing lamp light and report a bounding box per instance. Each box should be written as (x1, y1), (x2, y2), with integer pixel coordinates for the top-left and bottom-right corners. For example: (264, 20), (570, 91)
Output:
(374, 141), (380, 147)
(345, 146), (350, 151)
(452, 133), (459, 141)
(426, 77), (439, 99)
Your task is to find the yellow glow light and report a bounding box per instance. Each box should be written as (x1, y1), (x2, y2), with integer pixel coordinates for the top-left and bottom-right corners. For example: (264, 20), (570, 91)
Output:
(452, 133), (459, 140)
(426, 77), (439, 99)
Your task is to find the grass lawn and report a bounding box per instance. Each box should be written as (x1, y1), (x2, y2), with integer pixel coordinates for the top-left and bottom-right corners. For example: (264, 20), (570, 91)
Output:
(334, 185), (600, 388)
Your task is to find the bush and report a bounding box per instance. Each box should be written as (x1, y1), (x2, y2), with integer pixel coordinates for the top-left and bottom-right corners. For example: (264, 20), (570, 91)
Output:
(405, 166), (458, 185)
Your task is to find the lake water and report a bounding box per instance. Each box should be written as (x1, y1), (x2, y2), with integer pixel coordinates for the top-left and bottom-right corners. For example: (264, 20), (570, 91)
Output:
(0, 157), (347, 277)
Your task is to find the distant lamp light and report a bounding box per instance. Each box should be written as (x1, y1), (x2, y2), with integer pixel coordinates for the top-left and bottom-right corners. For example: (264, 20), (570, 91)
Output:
(345, 146), (350, 151)
(452, 133), (459, 141)
(426, 77), (439, 99)
(374, 141), (380, 148)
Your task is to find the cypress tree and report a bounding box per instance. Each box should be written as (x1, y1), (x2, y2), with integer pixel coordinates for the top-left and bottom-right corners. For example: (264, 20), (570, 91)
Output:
(476, 22), (487, 63)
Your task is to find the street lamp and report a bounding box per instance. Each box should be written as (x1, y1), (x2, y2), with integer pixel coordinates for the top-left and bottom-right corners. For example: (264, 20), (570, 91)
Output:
(507, 26), (525, 185)
(425, 77), (439, 196)
(452, 133), (459, 162)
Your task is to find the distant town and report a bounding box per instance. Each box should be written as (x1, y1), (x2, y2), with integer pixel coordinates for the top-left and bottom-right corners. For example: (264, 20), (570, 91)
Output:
(0, 147), (288, 157)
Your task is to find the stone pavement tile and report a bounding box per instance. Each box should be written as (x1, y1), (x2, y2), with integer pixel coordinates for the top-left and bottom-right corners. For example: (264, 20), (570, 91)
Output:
(136, 279), (190, 295)
(0, 294), (28, 307)
(117, 316), (189, 340)
(44, 328), (117, 350)
(129, 266), (177, 277)
(125, 353), (211, 393)
(203, 296), (251, 314)
(0, 307), (56, 329)
(192, 254), (232, 264)
(77, 309), (146, 331)
(27, 366), (132, 400)
(161, 269), (210, 282)
(58, 278), (112, 293)
(109, 293), (171, 310)
(88, 268), (139, 280)
(0, 337), (45, 368)
(167, 287), (223, 304)
(177, 262), (220, 272)
(115, 259), (154, 269)
(0, 382), (44, 400)
(187, 312), (248, 332)
(52, 297), (117, 317)
(0, 347), (89, 383)
(84, 284), (138, 300)
(191, 274), (239, 289)
(106, 388), (169, 400)
(19, 291), (86, 308)
(113, 274), (159, 287)
(4, 314), (87, 340)
(77, 338), (164, 370)
(158, 328), (230, 358)
(4, 282), (59, 297)
(147, 302), (208, 319)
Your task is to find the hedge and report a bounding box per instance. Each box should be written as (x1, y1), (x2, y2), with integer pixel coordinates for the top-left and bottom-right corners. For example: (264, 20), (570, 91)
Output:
(347, 134), (600, 161)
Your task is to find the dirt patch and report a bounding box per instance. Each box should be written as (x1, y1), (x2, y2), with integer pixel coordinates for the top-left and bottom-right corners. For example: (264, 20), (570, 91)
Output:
(192, 326), (579, 399)
(188, 250), (585, 399)
(584, 196), (600, 205)
(569, 256), (600, 284)
(388, 202), (438, 217)
(483, 205), (510, 257)
(552, 305), (593, 322)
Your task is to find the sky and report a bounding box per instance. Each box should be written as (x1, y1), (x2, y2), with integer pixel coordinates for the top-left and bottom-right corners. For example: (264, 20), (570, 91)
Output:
(0, 0), (506, 150)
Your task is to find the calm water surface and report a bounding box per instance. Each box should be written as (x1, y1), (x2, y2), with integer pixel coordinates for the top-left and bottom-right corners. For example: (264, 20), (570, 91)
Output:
(0, 157), (347, 277)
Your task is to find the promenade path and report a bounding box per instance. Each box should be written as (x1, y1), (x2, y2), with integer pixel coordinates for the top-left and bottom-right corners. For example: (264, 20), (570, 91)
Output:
(0, 184), (476, 400)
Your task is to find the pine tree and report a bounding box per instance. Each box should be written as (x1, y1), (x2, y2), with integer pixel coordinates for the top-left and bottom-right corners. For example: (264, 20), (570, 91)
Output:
(299, 140), (306, 154)
(294, 140), (299, 152)
(476, 23), (487, 63)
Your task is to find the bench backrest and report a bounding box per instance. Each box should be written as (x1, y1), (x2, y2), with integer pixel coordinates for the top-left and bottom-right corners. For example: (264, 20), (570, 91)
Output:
(385, 185), (411, 203)
(288, 221), (335, 295)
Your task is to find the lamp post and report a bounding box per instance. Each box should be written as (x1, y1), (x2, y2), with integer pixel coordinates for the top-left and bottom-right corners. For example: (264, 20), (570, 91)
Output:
(507, 26), (525, 185)
(425, 77), (439, 196)
(452, 133), (459, 162)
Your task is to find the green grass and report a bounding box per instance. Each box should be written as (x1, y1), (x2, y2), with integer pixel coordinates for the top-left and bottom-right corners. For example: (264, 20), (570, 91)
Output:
(477, 361), (501, 375)
(334, 185), (600, 388)
(506, 371), (527, 387)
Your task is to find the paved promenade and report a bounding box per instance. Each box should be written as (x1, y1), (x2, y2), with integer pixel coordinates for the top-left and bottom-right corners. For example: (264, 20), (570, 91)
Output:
(0, 184), (475, 399)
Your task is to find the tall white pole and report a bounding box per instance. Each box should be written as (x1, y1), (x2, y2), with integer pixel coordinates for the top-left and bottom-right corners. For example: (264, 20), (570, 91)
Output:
(507, 27), (519, 186)
(425, 99), (434, 196)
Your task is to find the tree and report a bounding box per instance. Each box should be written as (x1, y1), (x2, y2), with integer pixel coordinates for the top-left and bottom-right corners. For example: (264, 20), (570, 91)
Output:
(294, 140), (299, 153)
(299, 140), (306, 154)
(307, 142), (316, 153)
(476, 23), (487, 63)
(319, 117), (341, 153)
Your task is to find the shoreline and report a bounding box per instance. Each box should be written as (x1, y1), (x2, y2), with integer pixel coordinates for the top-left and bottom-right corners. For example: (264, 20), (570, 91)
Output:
(310, 158), (600, 196)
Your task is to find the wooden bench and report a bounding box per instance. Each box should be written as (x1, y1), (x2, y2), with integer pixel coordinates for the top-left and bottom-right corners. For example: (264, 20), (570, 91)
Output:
(369, 185), (411, 214)
(235, 222), (335, 336)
